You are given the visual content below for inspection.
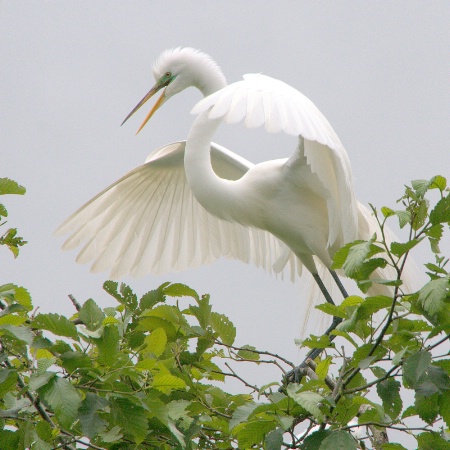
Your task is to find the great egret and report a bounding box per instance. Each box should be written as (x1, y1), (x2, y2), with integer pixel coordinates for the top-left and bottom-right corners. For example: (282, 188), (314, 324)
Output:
(56, 47), (413, 312)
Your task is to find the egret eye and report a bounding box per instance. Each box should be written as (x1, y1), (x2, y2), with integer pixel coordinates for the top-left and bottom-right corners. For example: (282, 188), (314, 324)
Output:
(165, 72), (171, 78)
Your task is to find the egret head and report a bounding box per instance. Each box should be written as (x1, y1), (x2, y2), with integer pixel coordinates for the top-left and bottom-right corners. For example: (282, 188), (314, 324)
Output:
(121, 47), (226, 133)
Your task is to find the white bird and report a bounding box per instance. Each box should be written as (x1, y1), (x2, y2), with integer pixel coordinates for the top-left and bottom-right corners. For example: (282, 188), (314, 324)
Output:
(56, 48), (413, 311)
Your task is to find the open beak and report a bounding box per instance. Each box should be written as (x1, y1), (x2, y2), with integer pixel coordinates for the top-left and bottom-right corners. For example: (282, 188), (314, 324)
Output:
(121, 82), (167, 134)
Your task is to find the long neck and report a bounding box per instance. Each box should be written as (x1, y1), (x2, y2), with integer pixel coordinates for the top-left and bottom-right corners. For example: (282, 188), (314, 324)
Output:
(185, 112), (241, 222)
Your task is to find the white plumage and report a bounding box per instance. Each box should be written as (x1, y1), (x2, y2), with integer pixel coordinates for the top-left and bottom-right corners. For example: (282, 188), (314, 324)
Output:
(56, 47), (417, 308)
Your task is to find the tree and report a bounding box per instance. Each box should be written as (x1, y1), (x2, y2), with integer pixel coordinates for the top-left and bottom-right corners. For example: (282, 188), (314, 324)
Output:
(0, 175), (449, 449)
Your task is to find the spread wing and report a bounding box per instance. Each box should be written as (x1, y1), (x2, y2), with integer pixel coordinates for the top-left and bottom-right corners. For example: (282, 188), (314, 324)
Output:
(55, 141), (302, 280)
(191, 74), (358, 248)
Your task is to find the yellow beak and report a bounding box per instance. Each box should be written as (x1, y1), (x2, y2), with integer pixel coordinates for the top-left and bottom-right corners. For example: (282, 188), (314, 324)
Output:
(121, 83), (166, 134)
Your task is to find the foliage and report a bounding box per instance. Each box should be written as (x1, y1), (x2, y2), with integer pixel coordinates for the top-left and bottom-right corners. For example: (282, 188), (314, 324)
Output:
(0, 175), (449, 449)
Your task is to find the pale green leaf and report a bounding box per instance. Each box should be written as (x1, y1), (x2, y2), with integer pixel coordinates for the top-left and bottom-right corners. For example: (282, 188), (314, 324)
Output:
(145, 327), (167, 357)
(287, 385), (324, 422)
(153, 373), (186, 394)
(210, 312), (236, 345)
(0, 178), (26, 195)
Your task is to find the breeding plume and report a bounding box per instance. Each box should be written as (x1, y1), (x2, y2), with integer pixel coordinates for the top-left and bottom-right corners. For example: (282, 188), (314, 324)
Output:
(56, 47), (411, 307)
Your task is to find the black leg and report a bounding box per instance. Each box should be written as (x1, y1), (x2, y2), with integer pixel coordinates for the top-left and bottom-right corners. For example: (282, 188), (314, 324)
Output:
(329, 269), (349, 299)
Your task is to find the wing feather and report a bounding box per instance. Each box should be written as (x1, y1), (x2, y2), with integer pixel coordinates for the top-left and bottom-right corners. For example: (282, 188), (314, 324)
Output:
(56, 141), (302, 280)
(192, 74), (358, 248)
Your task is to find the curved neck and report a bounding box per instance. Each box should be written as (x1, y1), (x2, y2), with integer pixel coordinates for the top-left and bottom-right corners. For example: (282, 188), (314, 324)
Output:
(185, 112), (240, 221)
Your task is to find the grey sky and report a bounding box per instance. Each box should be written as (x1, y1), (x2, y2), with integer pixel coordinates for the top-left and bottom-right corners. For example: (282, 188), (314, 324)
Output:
(2, 2), (449, 434)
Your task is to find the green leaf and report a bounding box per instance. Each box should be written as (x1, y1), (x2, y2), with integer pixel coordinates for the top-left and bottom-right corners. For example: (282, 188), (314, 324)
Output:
(381, 206), (395, 218)
(356, 296), (392, 320)
(318, 430), (358, 450)
(403, 351), (432, 388)
(78, 299), (104, 331)
(78, 392), (108, 438)
(39, 376), (82, 429)
(429, 175), (447, 190)
(32, 313), (78, 339)
(0, 324), (33, 345)
(381, 444), (408, 450)
(103, 281), (138, 309)
(59, 351), (92, 372)
(163, 282), (199, 299)
(210, 312), (236, 345)
(343, 241), (373, 276)
(390, 238), (422, 257)
(416, 431), (450, 449)
(152, 373), (186, 394)
(265, 427), (283, 450)
(235, 420), (277, 449)
(144, 327), (167, 357)
(139, 284), (167, 310)
(411, 179), (431, 198)
(0, 178), (26, 195)
(110, 397), (148, 444)
(377, 378), (402, 419)
(430, 195), (450, 225)
(395, 210), (412, 228)
(189, 295), (212, 329)
(439, 389), (450, 428)
(418, 277), (449, 315)
(301, 430), (331, 449)
(315, 357), (332, 380)
(287, 386), (324, 422)
(236, 345), (260, 361)
(415, 393), (440, 424)
(230, 402), (261, 429)
(95, 325), (119, 366)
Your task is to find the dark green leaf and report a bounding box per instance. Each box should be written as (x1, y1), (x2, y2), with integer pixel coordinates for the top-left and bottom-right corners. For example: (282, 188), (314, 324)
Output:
(430, 195), (450, 225)
(95, 325), (119, 366)
(110, 397), (148, 443)
(39, 376), (82, 429)
(32, 313), (78, 339)
(377, 378), (402, 419)
(78, 299), (104, 331)
(301, 430), (331, 449)
(265, 427), (283, 450)
(78, 392), (108, 438)
(318, 430), (358, 450)
(416, 431), (450, 449)
(403, 351), (432, 388)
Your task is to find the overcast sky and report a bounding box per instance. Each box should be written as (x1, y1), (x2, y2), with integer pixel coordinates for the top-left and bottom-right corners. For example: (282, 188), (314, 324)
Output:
(2, 2), (449, 410)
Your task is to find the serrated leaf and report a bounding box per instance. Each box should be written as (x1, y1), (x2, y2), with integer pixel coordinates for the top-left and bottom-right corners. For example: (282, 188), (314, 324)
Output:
(29, 372), (56, 391)
(163, 282), (199, 299)
(390, 238), (422, 257)
(59, 351), (92, 372)
(39, 376), (82, 429)
(395, 210), (412, 228)
(439, 389), (450, 428)
(343, 241), (373, 276)
(356, 296), (392, 320)
(315, 302), (346, 318)
(430, 195), (450, 225)
(429, 175), (447, 190)
(237, 345), (260, 361)
(95, 325), (119, 366)
(145, 327), (167, 357)
(189, 295), (212, 329)
(152, 373), (186, 394)
(416, 431), (450, 449)
(0, 178), (26, 195)
(381, 206), (395, 218)
(411, 179), (431, 198)
(315, 357), (332, 380)
(78, 299), (104, 331)
(418, 277), (449, 315)
(415, 392), (440, 424)
(0, 324), (33, 345)
(110, 397), (148, 443)
(287, 386), (324, 422)
(377, 378), (402, 419)
(78, 392), (108, 438)
(403, 351), (432, 388)
(235, 420), (277, 448)
(318, 430), (357, 450)
(265, 427), (283, 450)
(381, 444), (408, 450)
(32, 313), (78, 339)
(230, 402), (261, 429)
(210, 312), (236, 345)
